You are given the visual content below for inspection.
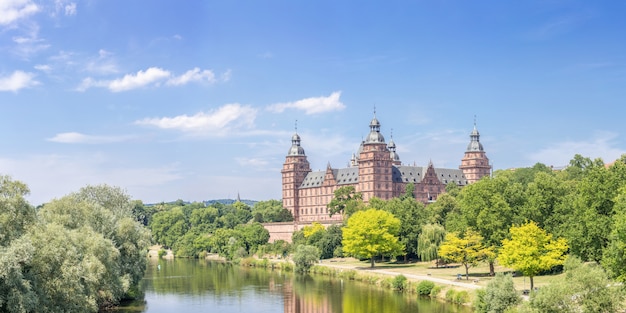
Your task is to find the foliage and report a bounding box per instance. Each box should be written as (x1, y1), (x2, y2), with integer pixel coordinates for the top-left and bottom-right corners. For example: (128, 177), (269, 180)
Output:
(158, 249), (167, 258)
(251, 199), (293, 223)
(391, 274), (407, 291)
(302, 221), (325, 238)
(374, 196), (428, 261)
(474, 273), (520, 313)
(0, 180), (151, 312)
(342, 209), (404, 267)
(416, 280), (435, 296)
(602, 188), (626, 281)
(438, 229), (493, 279)
(417, 223), (446, 264)
(327, 186), (364, 218)
(499, 221), (568, 290)
(293, 245), (320, 273)
(0, 175), (35, 247)
(523, 256), (625, 313)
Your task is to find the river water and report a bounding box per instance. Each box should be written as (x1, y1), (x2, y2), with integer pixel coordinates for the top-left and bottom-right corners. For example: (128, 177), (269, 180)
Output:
(117, 259), (471, 313)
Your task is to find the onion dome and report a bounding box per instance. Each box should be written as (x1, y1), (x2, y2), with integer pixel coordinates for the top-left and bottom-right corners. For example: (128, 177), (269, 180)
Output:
(287, 132), (306, 156)
(388, 138), (400, 162)
(466, 124), (484, 152)
(364, 114), (385, 143)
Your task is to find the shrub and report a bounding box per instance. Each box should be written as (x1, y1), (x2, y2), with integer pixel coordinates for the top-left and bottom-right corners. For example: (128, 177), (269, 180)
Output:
(338, 270), (357, 280)
(454, 291), (469, 304)
(445, 289), (456, 302)
(293, 245), (320, 273)
(430, 285), (443, 298)
(474, 273), (520, 313)
(416, 280), (436, 296)
(158, 249), (167, 258)
(391, 274), (408, 291)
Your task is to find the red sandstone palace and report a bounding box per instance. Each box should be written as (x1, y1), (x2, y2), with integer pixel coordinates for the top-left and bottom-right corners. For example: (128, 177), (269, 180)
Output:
(281, 115), (491, 222)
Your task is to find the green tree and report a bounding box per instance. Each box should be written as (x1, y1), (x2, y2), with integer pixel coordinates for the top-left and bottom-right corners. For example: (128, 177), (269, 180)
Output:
(0, 175), (35, 247)
(375, 196), (427, 262)
(417, 223), (446, 266)
(342, 209), (404, 267)
(499, 221), (568, 291)
(438, 229), (493, 280)
(251, 199), (293, 222)
(327, 186), (364, 218)
(602, 187), (626, 281)
(293, 245), (320, 273)
(474, 273), (520, 313)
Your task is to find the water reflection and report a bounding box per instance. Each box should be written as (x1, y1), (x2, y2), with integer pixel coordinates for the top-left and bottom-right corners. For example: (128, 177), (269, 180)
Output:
(116, 259), (470, 313)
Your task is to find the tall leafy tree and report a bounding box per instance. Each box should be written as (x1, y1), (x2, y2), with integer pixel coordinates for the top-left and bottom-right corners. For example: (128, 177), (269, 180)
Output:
(374, 196), (427, 262)
(327, 186), (364, 218)
(342, 209), (404, 267)
(0, 175), (35, 247)
(438, 229), (493, 280)
(499, 221), (568, 291)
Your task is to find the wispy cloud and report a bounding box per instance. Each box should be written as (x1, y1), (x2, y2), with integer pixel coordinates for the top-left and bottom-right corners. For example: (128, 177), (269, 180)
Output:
(166, 67), (216, 86)
(77, 67), (228, 92)
(47, 132), (135, 144)
(0, 0), (39, 25)
(267, 91), (346, 115)
(526, 14), (591, 41)
(54, 0), (77, 16)
(135, 104), (258, 136)
(528, 131), (625, 166)
(0, 70), (39, 92)
(11, 23), (50, 59)
(84, 49), (119, 75)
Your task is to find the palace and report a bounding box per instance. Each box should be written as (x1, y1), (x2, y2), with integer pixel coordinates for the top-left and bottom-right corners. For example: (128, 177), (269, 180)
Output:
(281, 114), (491, 222)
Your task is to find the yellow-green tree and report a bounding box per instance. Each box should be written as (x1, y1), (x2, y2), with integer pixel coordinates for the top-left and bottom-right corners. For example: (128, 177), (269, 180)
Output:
(499, 221), (568, 291)
(438, 229), (493, 280)
(302, 221), (325, 239)
(342, 209), (404, 267)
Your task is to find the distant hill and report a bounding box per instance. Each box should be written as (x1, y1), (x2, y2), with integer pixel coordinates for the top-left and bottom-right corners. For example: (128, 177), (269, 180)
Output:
(203, 199), (258, 207)
(145, 199), (258, 207)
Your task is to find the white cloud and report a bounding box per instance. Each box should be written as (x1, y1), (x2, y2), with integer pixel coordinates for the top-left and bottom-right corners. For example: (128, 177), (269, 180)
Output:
(34, 64), (52, 72)
(236, 157), (270, 167)
(77, 67), (227, 92)
(108, 67), (170, 92)
(11, 23), (50, 59)
(135, 104), (258, 135)
(166, 67), (215, 86)
(267, 91), (346, 115)
(0, 70), (39, 92)
(528, 131), (626, 167)
(0, 0), (39, 25)
(47, 132), (134, 144)
(85, 49), (119, 74)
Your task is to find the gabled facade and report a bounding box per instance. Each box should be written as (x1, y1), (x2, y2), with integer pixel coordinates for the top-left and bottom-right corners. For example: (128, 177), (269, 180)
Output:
(281, 115), (491, 222)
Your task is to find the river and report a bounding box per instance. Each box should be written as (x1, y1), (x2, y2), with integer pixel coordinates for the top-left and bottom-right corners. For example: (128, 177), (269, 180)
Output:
(116, 259), (472, 313)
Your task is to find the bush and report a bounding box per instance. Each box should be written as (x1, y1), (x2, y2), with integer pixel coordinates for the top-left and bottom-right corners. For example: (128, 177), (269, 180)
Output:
(158, 249), (167, 258)
(454, 291), (469, 304)
(474, 273), (520, 313)
(391, 275), (408, 291)
(416, 280), (435, 296)
(430, 285), (443, 298)
(293, 245), (320, 273)
(445, 289), (456, 302)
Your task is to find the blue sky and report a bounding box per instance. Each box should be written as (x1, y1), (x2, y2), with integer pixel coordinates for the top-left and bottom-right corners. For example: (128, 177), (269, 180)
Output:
(2, 1), (626, 205)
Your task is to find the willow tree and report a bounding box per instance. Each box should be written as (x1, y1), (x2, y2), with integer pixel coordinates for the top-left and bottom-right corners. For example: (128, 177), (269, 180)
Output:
(417, 223), (446, 266)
